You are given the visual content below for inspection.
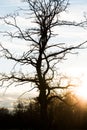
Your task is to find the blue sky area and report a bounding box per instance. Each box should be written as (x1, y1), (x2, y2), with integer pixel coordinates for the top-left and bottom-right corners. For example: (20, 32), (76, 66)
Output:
(0, 0), (86, 14)
(0, 0), (27, 15)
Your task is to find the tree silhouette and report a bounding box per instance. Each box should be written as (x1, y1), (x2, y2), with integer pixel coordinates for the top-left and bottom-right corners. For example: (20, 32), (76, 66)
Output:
(0, 0), (87, 128)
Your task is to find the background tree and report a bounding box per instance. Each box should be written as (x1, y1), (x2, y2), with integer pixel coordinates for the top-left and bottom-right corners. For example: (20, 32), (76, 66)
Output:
(0, 0), (87, 128)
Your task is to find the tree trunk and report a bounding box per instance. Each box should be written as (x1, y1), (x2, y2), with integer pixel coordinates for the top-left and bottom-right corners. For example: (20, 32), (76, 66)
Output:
(39, 89), (48, 129)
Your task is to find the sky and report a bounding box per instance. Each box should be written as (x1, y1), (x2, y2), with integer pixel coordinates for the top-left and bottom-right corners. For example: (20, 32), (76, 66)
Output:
(0, 0), (87, 109)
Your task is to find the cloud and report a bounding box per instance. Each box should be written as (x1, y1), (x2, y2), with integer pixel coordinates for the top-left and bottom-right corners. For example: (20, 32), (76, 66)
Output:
(8, 0), (22, 4)
(0, 92), (17, 109)
(0, 83), (38, 109)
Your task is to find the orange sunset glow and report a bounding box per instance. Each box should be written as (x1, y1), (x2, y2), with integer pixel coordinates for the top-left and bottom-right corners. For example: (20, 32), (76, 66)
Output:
(73, 75), (87, 102)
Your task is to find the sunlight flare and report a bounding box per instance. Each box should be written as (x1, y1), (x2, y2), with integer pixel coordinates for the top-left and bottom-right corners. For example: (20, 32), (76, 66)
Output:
(75, 75), (87, 101)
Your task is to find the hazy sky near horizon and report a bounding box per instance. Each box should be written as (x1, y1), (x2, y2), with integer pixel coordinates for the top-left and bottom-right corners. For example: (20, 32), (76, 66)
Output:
(0, 0), (87, 109)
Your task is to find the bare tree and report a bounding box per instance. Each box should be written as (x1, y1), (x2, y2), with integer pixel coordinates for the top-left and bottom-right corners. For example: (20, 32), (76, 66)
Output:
(0, 0), (87, 128)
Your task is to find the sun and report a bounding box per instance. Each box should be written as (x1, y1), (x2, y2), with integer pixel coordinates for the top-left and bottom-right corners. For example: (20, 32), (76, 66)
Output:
(75, 76), (87, 101)
(76, 86), (87, 100)
(62, 68), (87, 102)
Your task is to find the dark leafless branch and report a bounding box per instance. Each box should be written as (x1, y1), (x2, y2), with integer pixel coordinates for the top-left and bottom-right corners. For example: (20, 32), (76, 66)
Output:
(46, 41), (87, 59)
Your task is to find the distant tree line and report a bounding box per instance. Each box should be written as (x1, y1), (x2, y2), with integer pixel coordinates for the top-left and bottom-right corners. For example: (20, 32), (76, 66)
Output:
(0, 97), (87, 130)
